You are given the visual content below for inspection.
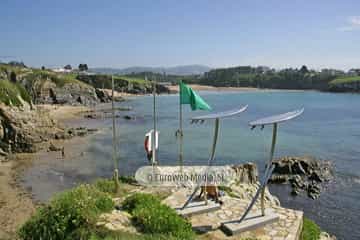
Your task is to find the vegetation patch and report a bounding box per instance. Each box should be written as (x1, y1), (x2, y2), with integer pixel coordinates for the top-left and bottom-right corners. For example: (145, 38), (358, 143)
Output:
(301, 217), (321, 240)
(18, 184), (114, 240)
(89, 228), (176, 240)
(93, 178), (118, 194)
(122, 193), (195, 239)
(0, 80), (31, 106)
(329, 76), (360, 85)
(27, 70), (90, 88)
(77, 74), (153, 92)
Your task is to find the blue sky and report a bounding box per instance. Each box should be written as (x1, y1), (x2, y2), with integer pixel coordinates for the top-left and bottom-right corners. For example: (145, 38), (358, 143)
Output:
(0, 0), (359, 70)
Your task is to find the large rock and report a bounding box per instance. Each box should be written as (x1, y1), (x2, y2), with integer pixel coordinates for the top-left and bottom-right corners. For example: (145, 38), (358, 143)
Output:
(270, 156), (334, 199)
(0, 103), (64, 153)
(51, 83), (98, 105)
(95, 88), (112, 103)
(97, 209), (137, 233)
(231, 163), (258, 184)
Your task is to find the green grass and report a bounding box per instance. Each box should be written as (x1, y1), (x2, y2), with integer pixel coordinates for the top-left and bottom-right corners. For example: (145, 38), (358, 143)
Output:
(301, 217), (321, 240)
(89, 228), (177, 240)
(18, 184), (114, 240)
(122, 193), (195, 239)
(28, 70), (91, 88)
(115, 75), (150, 84)
(0, 80), (31, 106)
(0, 63), (29, 75)
(114, 75), (153, 89)
(329, 76), (360, 85)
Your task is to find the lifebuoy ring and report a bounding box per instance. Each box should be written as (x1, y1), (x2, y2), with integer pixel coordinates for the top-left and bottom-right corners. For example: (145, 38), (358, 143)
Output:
(144, 135), (151, 154)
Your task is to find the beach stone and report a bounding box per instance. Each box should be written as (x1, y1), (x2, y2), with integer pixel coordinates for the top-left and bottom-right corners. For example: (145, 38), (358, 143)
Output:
(98, 209), (137, 233)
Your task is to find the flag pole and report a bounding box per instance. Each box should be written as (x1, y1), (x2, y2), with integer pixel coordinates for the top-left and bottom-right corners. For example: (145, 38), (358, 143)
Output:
(112, 75), (120, 193)
(179, 80), (183, 172)
(152, 76), (157, 166)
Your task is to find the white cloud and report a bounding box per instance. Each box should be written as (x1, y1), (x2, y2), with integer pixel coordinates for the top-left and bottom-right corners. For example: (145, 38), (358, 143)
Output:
(337, 16), (360, 31)
(349, 16), (360, 25)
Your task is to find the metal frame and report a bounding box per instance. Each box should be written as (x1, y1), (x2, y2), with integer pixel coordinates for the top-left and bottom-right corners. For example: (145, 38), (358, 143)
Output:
(181, 105), (248, 210)
(223, 108), (304, 225)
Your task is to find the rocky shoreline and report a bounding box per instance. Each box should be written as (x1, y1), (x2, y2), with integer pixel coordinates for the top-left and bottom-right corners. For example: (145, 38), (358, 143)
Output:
(269, 156), (334, 199)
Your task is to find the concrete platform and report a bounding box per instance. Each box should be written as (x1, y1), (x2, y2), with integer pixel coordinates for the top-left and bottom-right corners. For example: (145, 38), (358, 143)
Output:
(221, 209), (279, 235)
(163, 186), (304, 240)
(176, 200), (221, 217)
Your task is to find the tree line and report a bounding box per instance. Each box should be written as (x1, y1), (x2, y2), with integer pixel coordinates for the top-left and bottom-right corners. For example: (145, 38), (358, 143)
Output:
(125, 65), (352, 91)
(198, 66), (345, 90)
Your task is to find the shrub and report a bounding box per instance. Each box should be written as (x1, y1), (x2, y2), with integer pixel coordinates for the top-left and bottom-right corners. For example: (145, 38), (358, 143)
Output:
(122, 193), (195, 239)
(93, 178), (117, 194)
(122, 193), (161, 214)
(119, 175), (137, 184)
(18, 184), (114, 240)
(301, 217), (321, 240)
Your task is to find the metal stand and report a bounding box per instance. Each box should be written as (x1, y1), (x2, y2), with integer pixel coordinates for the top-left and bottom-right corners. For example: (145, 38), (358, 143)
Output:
(221, 108), (304, 235)
(176, 106), (248, 217)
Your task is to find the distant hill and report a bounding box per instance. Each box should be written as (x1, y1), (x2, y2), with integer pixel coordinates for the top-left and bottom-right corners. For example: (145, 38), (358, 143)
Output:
(90, 65), (211, 76)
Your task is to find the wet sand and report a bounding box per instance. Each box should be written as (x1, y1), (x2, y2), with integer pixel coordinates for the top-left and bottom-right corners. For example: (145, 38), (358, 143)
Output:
(0, 156), (35, 239)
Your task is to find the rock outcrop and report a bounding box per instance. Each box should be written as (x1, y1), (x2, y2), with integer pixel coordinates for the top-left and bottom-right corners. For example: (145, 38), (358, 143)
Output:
(270, 156), (334, 199)
(97, 209), (137, 233)
(0, 102), (98, 154)
(228, 162), (280, 206)
(28, 78), (100, 105)
(95, 88), (112, 103)
(0, 103), (63, 153)
(12, 69), (109, 106)
(231, 162), (258, 184)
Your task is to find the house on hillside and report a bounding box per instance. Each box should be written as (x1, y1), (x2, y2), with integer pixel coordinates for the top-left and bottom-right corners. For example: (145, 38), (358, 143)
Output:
(348, 69), (360, 76)
(52, 68), (72, 73)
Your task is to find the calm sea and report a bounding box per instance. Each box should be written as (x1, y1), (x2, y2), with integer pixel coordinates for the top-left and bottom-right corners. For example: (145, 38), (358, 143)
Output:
(23, 90), (360, 240)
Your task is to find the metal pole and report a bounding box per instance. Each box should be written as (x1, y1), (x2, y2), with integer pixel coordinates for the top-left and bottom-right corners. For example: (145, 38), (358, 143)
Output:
(261, 123), (277, 216)
(152, 77), (157, 166)
(112, 75), (120, 193)
(179, 80), (183, 172)
(208, 118), (220, 166)
(182, 118), (220, 209)
(204, 118), (220, 205)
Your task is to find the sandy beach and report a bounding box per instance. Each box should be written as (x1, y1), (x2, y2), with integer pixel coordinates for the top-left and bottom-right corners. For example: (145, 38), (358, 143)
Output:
(167, 84), (261, 92)
(166, 84), (309, 93)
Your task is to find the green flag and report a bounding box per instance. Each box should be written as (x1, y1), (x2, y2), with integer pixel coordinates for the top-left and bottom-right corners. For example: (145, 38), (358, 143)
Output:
(180, 82), (211, 111)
